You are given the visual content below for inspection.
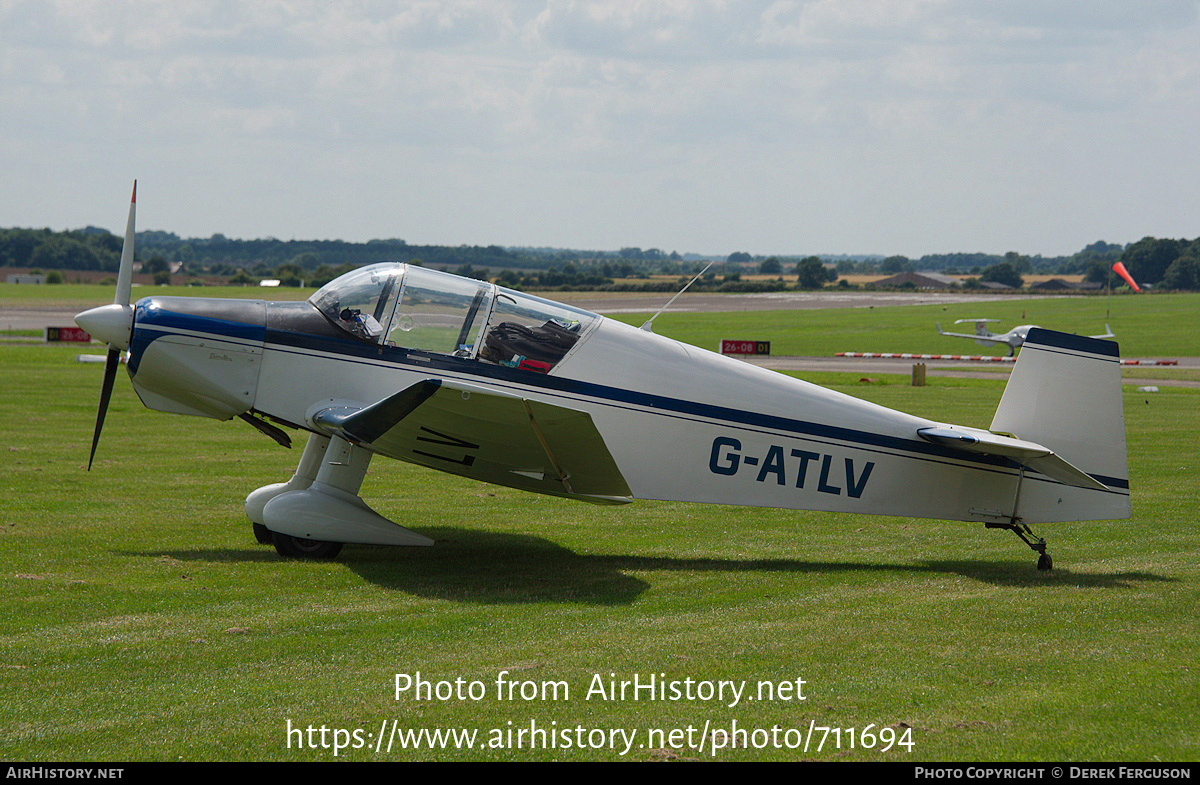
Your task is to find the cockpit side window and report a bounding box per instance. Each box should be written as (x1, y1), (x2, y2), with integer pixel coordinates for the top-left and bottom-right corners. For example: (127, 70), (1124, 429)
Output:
(384, 267), (493, 356)
(309, 265), (599, 372)
(477, 288), (598, 373)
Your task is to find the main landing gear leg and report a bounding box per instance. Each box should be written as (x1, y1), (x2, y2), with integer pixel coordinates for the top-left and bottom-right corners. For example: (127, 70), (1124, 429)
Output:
(260, 434), (433, 559)
(245, 432), (330, 545)
(986, 521), (1053, 571)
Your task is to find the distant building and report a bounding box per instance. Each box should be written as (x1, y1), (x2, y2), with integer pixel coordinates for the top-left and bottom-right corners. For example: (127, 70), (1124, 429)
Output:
(7, 274), (45, 284)
(1030, 278), (1073, 291)
(872, 271), (959, 289)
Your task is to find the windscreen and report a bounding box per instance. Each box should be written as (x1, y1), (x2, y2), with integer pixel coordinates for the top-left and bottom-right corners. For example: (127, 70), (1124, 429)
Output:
(308, 263), (402, 343)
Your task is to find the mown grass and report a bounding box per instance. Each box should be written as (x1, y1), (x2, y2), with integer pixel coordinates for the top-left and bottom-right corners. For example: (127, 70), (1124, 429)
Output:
(0, 296), (1197, 762)
(0, 282), (312, 306)
(608, 291), (1194, 359)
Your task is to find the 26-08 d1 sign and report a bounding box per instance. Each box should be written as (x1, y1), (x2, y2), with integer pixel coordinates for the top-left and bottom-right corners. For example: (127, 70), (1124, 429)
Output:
(719, 340), (770, 356)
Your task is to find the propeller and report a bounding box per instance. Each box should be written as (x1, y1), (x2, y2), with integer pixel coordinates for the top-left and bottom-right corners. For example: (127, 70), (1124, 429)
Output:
(76, 181), (137, 469)
(89, 345), (122, 469)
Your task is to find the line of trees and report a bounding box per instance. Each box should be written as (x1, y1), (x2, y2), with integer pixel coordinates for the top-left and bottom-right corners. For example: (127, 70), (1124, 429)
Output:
(0, 227), (123, 271)
(3, 224), (1199, 291)
(1117, 237), (1200, 290)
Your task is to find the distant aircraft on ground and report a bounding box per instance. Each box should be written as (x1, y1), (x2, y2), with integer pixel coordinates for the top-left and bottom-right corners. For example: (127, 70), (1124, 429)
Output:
(76, 184), (1130, 570)
(936, 319), (1114, 356)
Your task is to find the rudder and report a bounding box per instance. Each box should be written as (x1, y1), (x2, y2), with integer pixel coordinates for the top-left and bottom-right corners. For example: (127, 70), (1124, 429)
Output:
(991, 328), (1130, 521)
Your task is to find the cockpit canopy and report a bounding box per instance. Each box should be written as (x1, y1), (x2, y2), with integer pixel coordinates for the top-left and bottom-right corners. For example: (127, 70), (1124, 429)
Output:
(308, 263), (599, 373)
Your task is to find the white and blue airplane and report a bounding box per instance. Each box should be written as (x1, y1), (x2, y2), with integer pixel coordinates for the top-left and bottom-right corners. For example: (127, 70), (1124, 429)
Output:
(77, 185), (1130, 569)
(937, 318), (1115, 356)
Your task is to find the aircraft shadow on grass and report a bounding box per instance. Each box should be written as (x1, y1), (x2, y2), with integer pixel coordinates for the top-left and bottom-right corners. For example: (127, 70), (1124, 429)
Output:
(131, 527), (1173, 605)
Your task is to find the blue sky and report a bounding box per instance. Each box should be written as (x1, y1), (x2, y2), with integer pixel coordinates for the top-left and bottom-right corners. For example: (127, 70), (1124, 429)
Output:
(3, 1), (1198, 258)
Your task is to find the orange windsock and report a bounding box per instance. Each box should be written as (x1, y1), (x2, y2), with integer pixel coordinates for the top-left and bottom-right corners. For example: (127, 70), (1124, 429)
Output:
(1112, 261), (1140, 292)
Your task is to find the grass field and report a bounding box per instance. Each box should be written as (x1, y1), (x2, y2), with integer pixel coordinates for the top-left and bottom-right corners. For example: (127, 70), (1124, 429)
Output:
(612, 291), (1194, 359)
(1, 290), (1197, 762)
(4, 282), (1184, 357)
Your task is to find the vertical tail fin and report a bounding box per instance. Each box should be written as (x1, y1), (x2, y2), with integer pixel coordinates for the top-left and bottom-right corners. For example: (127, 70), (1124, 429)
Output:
(990, 328), (1130, 521)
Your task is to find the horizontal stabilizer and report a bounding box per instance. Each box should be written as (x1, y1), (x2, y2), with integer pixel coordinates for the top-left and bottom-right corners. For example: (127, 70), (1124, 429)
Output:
(311, 378), (632, 502)
(917, 427), (1108, 491)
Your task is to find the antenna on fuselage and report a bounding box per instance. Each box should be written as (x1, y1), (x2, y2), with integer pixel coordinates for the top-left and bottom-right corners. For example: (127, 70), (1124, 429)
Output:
(640, 261), (714, 333)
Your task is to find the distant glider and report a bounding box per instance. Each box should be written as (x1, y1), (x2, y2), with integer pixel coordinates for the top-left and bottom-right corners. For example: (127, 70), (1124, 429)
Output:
(936, 319), (1114, 357)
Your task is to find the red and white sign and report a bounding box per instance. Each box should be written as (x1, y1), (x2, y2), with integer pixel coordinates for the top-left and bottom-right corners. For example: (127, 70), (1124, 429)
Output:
(45, 326), (92, 343)
(836, 352), (1178, 366)
(720, 340), (770, 356)
(836, 352), (1014, 362)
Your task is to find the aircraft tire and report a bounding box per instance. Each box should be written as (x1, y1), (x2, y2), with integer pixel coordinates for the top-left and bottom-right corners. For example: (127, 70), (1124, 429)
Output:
(252, 522), (273, 545)
(270, 531), (344, 560)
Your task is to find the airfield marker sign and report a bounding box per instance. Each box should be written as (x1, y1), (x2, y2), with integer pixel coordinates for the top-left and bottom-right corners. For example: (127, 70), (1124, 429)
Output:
(720, 340), (770, 356)
(45, 326), (91, 343)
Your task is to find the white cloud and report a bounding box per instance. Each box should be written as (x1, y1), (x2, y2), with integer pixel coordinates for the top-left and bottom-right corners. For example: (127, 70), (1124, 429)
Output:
(2, 0), (1198, 255)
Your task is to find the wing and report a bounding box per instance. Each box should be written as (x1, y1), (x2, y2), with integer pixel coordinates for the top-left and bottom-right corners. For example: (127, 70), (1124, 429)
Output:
(936, 323), (1005, 344)
(311, 378), (633, 504)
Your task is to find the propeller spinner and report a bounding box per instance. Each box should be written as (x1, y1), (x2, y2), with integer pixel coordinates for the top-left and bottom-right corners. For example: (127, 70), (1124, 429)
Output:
(75, 181), (137, 469)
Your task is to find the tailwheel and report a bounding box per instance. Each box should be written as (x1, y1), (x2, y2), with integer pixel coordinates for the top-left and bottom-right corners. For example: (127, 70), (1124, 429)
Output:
(985, 520), (1053, 571)
(270, 531), (344, 560)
